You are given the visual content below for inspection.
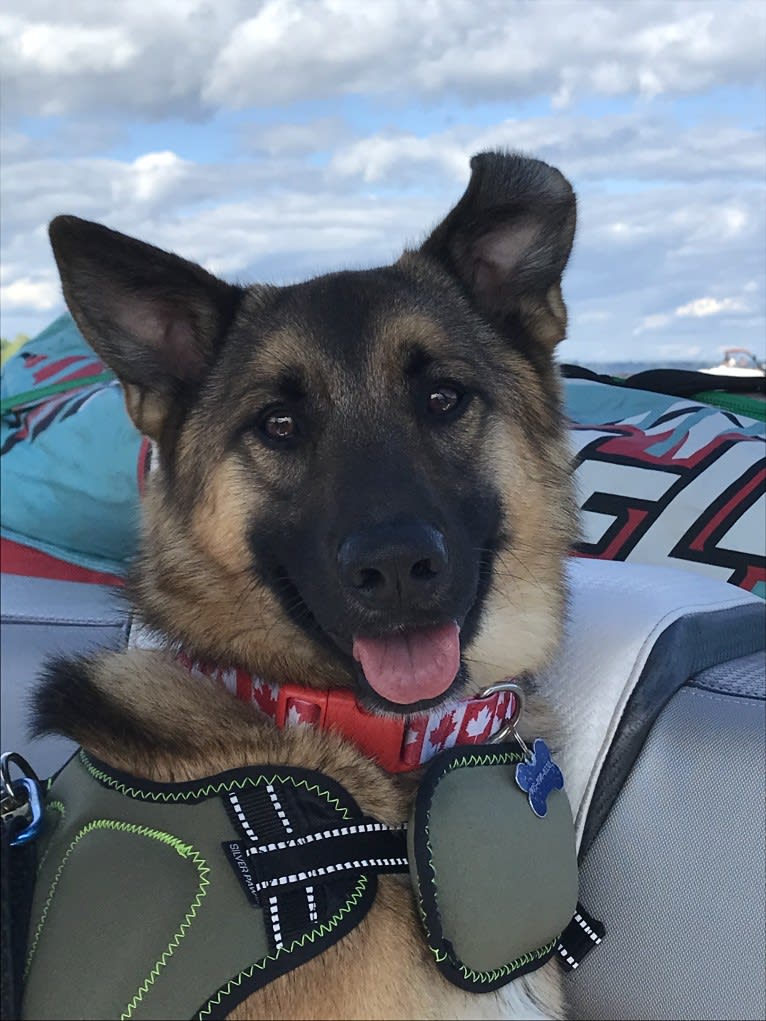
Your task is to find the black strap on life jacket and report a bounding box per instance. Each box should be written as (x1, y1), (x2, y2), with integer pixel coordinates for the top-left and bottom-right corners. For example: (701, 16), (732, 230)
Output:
(219, 774), (408, 958)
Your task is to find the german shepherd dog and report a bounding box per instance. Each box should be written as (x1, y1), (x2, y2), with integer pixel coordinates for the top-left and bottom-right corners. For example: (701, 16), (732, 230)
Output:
(38, 151), (577, 1019)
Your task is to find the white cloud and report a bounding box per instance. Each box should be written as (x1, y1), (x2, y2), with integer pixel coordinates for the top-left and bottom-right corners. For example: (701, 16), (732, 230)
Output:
(120, 151), (191, 204)
(0, 276), (60, 310)
(633, 313), (672, 336)
(1, 0), (764, 363)
(1, 1), (764, 117)
(244, 117), (352, 157)
(12, 17), (137, 75)
(330, 135), (467, 184)
(328, 113), (765, 188)
(0, 1), (238, 118)
(0, 147), (443, 326)
(2, 133), (764, 360)
(675, 296), (747, 318)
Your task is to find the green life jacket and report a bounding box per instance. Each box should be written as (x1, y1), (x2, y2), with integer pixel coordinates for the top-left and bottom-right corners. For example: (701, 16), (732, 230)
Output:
(22, 742), (586, 1020)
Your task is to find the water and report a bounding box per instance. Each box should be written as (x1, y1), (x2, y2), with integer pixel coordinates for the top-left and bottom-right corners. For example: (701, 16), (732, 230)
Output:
(562, 360), (713, 377)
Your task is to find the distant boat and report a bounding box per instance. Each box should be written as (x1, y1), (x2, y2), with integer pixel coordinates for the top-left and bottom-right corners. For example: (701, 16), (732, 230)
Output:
(700, 347), (765, 378)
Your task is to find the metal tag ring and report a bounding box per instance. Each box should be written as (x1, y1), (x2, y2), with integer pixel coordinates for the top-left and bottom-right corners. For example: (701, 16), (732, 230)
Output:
(479, 680), (525, 745)
(1, 751), (41, 805)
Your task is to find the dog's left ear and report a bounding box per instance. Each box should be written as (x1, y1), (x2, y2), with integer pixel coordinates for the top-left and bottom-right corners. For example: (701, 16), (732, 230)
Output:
(419, 151), (576, 349)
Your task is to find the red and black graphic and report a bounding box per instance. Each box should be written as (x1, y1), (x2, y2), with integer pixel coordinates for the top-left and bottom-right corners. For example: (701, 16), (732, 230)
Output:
(1, 350), (115, 456)
(571, 404), (765, 596)
(21, 349), (105, 388)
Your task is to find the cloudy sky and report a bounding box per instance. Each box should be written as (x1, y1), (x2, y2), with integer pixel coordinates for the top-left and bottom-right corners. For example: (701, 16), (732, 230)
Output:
(2, 0), (764, 364)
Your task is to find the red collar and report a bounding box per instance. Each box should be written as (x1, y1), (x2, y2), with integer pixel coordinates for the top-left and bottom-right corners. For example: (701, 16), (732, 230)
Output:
(178, 653), (519, 773)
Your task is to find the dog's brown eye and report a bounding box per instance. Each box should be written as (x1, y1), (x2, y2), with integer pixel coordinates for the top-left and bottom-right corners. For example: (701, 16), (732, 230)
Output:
(427, 385), (462, 416)
(262, 411), (297, 441)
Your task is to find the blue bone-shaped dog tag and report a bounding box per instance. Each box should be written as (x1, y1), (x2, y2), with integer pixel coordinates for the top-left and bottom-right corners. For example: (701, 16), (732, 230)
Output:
(514, 738), (564, 818)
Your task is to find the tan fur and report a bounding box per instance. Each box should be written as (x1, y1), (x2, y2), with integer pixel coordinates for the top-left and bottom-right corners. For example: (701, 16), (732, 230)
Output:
(463, 349), (575, 692)
(192, 460), (256, 575)
(122, 384), (168, 441)
(134, 485), (350, 689)
(518, 285), (569, 350)
(371, 312), (449, 383)
(469, 433), (574, 686)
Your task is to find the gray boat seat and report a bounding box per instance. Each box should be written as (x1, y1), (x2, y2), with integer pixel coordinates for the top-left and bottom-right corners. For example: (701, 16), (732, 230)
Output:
(1, 559), (764, 1020)
(538, 559), (765, 1021)
(0, 573), (130, 777)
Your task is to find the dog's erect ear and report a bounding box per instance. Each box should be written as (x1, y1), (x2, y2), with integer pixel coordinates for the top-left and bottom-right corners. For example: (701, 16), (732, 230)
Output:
(420, 151), (576, 349)
(48, 216), (243, 440)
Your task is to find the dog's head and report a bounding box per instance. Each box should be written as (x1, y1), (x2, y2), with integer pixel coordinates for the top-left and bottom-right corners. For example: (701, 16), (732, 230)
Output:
(48, 151), (577, 714)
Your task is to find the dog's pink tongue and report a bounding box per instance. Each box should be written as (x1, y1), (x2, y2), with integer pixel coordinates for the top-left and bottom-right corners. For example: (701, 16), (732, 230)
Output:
(352, 622), (461, 705)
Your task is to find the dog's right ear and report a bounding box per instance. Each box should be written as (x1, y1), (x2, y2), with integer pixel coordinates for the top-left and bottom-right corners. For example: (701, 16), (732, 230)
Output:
(48, 216), (243, 440)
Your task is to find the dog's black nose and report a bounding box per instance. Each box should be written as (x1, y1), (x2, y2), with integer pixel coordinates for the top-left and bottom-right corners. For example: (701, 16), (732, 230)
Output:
(338, 519), (448, 610)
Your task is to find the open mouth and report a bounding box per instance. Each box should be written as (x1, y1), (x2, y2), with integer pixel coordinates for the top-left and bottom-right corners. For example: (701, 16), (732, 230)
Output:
(268, 540), (497, 713)
(352, 622), (461, 707)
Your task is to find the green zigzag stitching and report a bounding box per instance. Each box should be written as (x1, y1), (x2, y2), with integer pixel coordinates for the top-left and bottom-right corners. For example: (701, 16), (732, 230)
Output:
(24, 817), (209, 1021)
(425, 936), (557, 982)
(35, 800), (66, 876)
(80, 752), (353, 820)
(421, 747), (557, 986)
(440, 749), (523, 775)
(121, 830), (209, 1020)
(196, 874), (369, 1019)
(416, 882), (554, 981)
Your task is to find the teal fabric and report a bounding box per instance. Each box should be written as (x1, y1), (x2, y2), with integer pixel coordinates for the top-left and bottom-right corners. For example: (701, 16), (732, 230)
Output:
(1, 315), (142, 574)
(564, 377), (765, 436)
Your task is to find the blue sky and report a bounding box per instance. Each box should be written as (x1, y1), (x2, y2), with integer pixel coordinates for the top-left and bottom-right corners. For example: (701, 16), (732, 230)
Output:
(2, 0), (765, 364)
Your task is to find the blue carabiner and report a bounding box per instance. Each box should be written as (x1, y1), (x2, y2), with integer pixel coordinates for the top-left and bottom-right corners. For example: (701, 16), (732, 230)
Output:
(8, 777), (45, 847)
